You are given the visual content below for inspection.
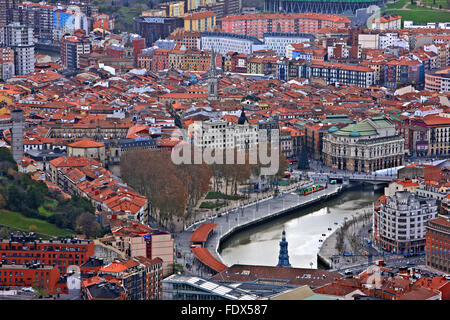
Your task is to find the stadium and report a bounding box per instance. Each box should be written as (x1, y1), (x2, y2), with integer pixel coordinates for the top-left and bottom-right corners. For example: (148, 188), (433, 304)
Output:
(264, 0), (385, 14)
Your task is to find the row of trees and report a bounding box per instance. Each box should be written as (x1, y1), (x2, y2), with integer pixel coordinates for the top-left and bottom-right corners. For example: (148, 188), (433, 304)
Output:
(120, 145), (289, 230)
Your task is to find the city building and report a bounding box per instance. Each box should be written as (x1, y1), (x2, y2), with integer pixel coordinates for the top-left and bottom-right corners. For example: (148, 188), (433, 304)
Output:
(426, 215), (450, 273)
(358, 33), (379, 49)
(0, 60), (14, 80)
(371, 14), (402, 31)
(263, 0), (383, 15)
(2, 23), (34, 76)
(61, 34), (92, 71)
(12, 1), (55, 41)
(97, 218), (174, 277)
(425, 67), (450, 92)
(0, 0), (17, 26)
(162, 274), (260, 300)
(0, 264), (62, 294)
(0, 232), (95, 274)
(322, 117), (405, 172)
(211, 264), (342, 289)
(189, 112), (259, 150)
(409, 112), (450, 157)
(263, 33), (314, 58)
(385, 57), (423, 89)
(183, 11), (216, 32)
(67, 139), (106, 164)
(220, 13), (351, 40)
(52, 6), (89, 40)
(183, 49), (222, 72)
(286, 42), (326, 61)
(133, 16), (184, 47)
(167, 29), (201, 50)
(81, 276), (128, 300)
(98, 256), (163, 300)
(200, 32), (266, 56)
(373, 191), (438, 254)
(299, 61), (375, 88)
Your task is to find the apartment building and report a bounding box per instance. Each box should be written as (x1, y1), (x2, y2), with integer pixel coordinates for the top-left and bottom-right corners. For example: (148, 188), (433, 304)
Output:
(374, 191), (438, 254)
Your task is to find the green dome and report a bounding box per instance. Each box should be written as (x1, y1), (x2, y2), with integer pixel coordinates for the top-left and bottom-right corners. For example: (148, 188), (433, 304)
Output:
(328, 126), (339, 133)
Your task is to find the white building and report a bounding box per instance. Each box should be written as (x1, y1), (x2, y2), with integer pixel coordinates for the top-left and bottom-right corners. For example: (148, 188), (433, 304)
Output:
(378, 33), (409, 50)
(404, 21), (450, 30)
(189, 111), (259, 151)
(358, 34), (379, 49)
(2, 23), (34, 76)
(371, 14), (401, 31)
(263, 33), (314, 57)
(374, 191), (438, 254)
(200, 32), (266, 56)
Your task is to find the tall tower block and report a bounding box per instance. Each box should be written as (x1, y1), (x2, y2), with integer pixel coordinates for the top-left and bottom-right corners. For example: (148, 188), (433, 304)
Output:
(11, 109), (24, 163)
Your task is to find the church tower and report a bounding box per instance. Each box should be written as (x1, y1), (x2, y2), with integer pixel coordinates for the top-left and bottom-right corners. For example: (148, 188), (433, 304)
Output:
(207, 48), (218, 101)
(277, 228), (291, 267)
(124, 34), (134, 60)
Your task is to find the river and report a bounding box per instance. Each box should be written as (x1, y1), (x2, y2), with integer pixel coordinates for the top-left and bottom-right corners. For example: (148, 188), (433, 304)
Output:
(35, 49), (60, 62)
(218, 183), (383, 269)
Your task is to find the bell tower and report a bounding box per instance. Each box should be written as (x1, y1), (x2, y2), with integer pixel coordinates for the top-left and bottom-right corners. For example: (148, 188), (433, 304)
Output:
(207, 48), (218, 101)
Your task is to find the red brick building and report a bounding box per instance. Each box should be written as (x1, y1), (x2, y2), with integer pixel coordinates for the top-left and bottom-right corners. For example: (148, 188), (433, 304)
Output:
(0, 233), (95, 274)
(220, 13), (350, 39)
(0, 264), (61, 294)
(426, 215), (450, 273)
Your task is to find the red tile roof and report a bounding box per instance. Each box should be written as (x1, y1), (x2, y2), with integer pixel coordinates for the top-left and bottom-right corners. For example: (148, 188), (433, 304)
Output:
(68, 139), (105, 148)
(190, 223), (217, 243)
(190, 247), (227, 273)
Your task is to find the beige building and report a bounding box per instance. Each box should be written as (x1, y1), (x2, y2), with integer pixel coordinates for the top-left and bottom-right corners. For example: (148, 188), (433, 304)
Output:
(323, 117), (405, 172)
(371, 14), (402, 31)
(358, 34), (379, 49)
(384, 180), (419, 197)
(67, 139), (106, 164)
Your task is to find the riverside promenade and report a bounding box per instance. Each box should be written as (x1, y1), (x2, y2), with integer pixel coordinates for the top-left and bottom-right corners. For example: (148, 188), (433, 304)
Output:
(176, 182), (344, 276)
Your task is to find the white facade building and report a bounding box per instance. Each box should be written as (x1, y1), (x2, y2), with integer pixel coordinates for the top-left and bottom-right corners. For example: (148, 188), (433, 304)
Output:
(189, 117), (259, 151)
(374, 191), (438, 254)
(2, 23), (34, 76)
(200, 32), (266, 55)
(263, 33), (314, 57)
(379, 33), (409, 50)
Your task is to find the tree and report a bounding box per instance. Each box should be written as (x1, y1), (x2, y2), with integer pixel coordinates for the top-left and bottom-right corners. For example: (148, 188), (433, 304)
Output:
(0, 193), (6, 209)
(297, 141), (309, 170)
(75, 212), (100, 238)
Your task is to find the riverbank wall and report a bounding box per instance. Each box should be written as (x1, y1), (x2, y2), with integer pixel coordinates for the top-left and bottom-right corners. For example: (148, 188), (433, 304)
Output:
(215, 184), (346, 264)
(317, 206), (373, 270)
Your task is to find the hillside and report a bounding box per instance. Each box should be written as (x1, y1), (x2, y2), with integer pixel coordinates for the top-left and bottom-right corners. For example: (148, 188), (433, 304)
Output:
(0, 148), (106, 239)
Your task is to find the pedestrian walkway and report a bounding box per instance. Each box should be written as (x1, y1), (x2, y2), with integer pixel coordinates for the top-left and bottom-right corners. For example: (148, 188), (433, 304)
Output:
(175, 182), (344, 276)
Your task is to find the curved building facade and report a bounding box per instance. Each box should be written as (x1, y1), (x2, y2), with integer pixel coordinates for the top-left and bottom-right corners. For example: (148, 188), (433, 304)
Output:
(264, 0), (384, 14)
(374, 191), (438, 254)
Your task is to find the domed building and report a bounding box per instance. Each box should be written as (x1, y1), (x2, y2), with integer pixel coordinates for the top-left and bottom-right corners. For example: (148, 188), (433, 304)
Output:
(322, 117), (405, 172)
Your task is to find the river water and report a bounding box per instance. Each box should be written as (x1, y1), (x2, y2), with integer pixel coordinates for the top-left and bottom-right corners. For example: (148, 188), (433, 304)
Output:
(35, 49), (60, 62)
(219, 184), (383, 269)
